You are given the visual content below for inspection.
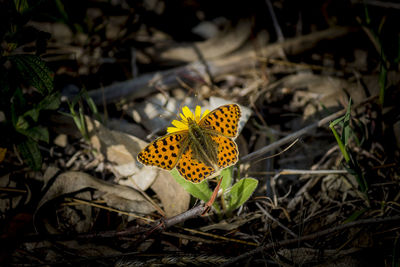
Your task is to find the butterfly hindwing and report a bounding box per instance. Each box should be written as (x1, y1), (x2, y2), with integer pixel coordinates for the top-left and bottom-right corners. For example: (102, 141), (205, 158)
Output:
(199, 104), (241, 137)
(211, 135), (239, 168)
(137, 133), (187, 170)
(176, 146), (215, 183)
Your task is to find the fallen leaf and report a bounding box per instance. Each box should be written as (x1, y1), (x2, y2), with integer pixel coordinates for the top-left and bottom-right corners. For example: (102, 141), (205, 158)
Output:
(151, 170), (190, 217)
(85, 116), (157, 190)
(36, 171), (155, 217)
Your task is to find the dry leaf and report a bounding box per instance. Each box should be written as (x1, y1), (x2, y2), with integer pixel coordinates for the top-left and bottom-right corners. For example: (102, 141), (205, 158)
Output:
(36, 171), (155, 216)
(151, 171), (190, 217)
(152, 19), (251, 62)
(85, 116), (157, 190)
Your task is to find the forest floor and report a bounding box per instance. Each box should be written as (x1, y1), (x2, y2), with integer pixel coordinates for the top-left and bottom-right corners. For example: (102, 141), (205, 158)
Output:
(1, 1), (400, 266)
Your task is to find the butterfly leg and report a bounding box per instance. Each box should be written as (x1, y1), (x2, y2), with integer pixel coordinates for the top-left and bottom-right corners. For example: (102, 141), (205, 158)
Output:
(202, 176), (223, 215)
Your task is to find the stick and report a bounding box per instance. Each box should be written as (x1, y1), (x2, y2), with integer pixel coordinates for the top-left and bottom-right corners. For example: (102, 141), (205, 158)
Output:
(221, 215), (400, 266)
(88, 27), (352, 105)
(240, 108), (346, 163)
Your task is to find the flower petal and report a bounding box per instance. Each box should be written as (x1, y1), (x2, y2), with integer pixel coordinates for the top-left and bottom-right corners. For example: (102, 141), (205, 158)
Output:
(182, 106), (194, 120)
(171, 120), (188, 130)
(167, 127), (180, 133)
(180, 112), (187, 122)
(195, 106), (201, 122)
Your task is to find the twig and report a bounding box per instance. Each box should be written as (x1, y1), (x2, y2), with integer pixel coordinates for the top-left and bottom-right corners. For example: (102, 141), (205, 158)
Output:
(279, 169), (348, 175)
(255, 202), (297, 238)
(162, 205), (206, 229)
(88, 27), (352, 105)
(364, 0), (400, 9)
(240, 108), (347, 163)
(264, 0), (284, 42)
(248, 169), (348, 176)
(160, 178), (223, 228)
(221, 215), (400, 266)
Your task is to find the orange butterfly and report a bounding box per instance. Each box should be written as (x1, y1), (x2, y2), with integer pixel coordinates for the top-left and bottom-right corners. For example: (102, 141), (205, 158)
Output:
(138, 104), (241, 183)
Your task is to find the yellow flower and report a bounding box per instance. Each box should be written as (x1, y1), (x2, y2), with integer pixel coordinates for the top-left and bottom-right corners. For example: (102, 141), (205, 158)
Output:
(167, 105), (210, 133)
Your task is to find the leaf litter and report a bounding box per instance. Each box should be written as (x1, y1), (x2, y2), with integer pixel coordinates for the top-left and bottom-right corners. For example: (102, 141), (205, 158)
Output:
(1, 1), (400, 266)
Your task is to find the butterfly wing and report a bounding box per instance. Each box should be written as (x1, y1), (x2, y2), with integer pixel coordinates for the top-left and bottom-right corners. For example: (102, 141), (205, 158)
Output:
(137, 132), (187, 170)
(199, 104), (241, 137)
(176, 146), (215, 183)
(211, 135), (239, 168)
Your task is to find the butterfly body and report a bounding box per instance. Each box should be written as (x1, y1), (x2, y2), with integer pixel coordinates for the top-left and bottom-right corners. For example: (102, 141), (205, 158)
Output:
(138, 104), (241, 183)
(186, 117), (219, 169)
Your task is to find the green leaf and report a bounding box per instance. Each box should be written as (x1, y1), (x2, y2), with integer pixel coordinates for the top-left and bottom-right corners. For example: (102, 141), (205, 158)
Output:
(342, 99), (352, 145)
(14, 0), (29, 14)
(37, 92), (61, 111)
(343, 208), (367, 224)
(220, 167), (233, 191)
(227, 178), (258, 213)
(11, 88), (27, 126)
(330, 124), (350, 163)
(10, 55), (54, 94)
(330, 116), (344, 127)
(15, 115), (30, 130)
(170, 169), (212, 203)
(17, 139), (42, 170)
(379, 60), (387, 106)
(23, 108), (40, 122)
(55, 0), (70, 24)
(18, 126), (49, 143)
(329, 100), (352, 163)
(83, 91), (99, 115)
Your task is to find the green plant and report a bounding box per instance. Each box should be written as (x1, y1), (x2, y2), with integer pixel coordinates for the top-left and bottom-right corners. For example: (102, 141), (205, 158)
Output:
(329, 100), (368, 194)
(60, 90), (100, 142)
(0, 1), (60, 170)
(361, 1), (400, 106)
(171, 166), (258, 216)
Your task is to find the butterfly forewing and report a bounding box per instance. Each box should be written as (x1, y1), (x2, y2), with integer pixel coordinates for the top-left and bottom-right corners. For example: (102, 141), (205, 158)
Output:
(137, 132), (187, 170)
(199, 104), (241, 137)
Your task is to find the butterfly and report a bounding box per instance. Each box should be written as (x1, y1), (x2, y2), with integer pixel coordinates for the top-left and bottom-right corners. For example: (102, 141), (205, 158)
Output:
(137, 104), (241, 183)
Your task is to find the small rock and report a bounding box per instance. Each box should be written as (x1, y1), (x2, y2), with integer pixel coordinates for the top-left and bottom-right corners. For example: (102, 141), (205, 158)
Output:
(54, 134), (68, 147)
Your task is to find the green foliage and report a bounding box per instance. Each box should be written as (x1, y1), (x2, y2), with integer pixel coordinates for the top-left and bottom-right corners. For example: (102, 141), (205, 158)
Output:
(379, 58), (388, 106)
(60, 90), (100, 142)
(343, 208), (367, 224)
(170, 169), (218, 212)
(220, 167), (233, 192)
(330, 100), (352, 163)
(225, 178), (258, 214)
(0, 55), (60, 170)
(360, 2), (400, 107)
(329, 100), (368, 194)
(17, 139), (42, 171)
(9, 55), (54, 94)
(0, 1), (60, 170)
(171, 166), (258, 216)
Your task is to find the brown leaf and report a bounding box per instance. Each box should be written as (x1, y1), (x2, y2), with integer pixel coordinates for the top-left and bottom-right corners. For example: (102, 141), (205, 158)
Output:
(36, 171), (155, 216)
(86, 116), (157, 190)
(151, 171), (190, 217)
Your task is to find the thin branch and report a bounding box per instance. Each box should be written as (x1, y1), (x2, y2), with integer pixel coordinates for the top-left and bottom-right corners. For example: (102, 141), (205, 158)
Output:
(87, 27), (352, 105)
(240, 108), (346, 163)
(256, 202), (297, 238)
(221, 215), (400, 266)
(162, 205), (206, 229)
(265, 0), (284, 42)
